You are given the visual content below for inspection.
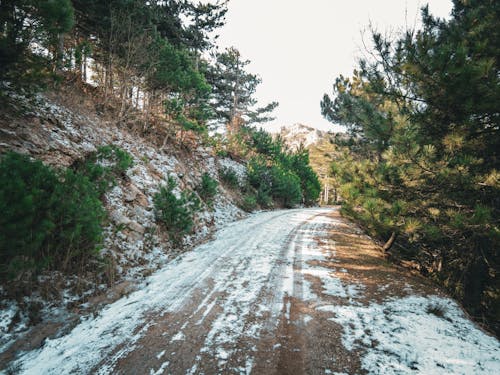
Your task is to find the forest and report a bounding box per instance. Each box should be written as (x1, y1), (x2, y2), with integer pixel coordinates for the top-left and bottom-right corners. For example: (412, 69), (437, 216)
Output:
(1, 0), (498, 342)
(0, 0), (278, 130)
(0, 1), (499, 373)
(321, 0), (499, 335)
(0, 1), (319, 292)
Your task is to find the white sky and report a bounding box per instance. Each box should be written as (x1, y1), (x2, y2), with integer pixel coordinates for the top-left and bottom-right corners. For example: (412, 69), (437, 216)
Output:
(216, 0), (453, 132)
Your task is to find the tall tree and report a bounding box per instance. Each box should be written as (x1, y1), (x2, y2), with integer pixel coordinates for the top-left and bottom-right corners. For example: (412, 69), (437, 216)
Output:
(0, 0), (74, 85)
(183, 1), (228, 69)
(206, 47), (278, 130)
(321, 0), (500, 335)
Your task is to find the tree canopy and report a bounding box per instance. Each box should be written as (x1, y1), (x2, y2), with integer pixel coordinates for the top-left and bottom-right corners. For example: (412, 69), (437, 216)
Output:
(1, 0), (277, 134)
(206, 47), (279, 130)
(321, 0), (500, 335)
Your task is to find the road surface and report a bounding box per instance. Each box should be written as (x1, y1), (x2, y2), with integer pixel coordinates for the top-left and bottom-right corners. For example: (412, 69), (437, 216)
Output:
(8, 208), (500, 374)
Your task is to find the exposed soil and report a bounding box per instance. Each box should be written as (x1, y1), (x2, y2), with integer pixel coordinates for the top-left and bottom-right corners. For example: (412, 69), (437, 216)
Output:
(6, 208), (498, 374)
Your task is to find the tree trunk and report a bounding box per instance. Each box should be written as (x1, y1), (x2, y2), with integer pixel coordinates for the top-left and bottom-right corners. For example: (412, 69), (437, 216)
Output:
(383, 231), (397, 253)
(83, 54), (87, 82)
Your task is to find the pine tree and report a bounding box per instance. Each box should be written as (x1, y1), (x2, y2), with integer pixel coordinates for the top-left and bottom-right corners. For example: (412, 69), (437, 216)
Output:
(206, 47), (278, 131)
(321, 0), (500, 335)
(0, 0), (74, 85)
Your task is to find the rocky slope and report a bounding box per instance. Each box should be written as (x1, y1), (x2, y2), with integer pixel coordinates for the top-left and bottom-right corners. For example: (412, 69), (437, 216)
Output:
(276, 123), (326, 150)
(0, 83), (247, 359)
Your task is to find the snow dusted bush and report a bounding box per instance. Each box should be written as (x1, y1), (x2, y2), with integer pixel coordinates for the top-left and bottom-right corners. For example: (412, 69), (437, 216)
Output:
(154, 176), (201, 244)
(196, 173), (218, 207)
(219, 166), (239, 189)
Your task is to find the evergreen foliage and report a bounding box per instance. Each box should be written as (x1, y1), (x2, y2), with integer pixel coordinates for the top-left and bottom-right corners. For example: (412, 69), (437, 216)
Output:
(0, 153), (105, 281)
(0, 0), (75, 86)
(219, 166), (239, 189)
(154, 176), (201, 244)
(73, 145), (133, 196)
(244, 128), (321, 209)
(206, 47), (278, 129)
(240, 193), (257, 212)
(196, 173), (218, 207)
(321, 0), (500, 335)
(0, 0), (280, 137)
(269, 166), (302, 208)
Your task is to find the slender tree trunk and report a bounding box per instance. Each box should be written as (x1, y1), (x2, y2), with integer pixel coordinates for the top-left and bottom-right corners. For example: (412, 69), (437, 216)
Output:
(383, 232), (397, 253)
(83, 54), (87, 82)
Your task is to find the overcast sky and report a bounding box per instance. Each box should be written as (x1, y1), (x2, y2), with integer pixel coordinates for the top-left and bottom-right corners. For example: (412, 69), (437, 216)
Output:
(216, 0), (453, 132)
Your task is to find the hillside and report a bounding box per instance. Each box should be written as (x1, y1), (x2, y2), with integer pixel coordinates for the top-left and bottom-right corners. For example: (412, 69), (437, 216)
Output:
(278, 124), (342, 204)
(0, 76), (324, 363)
(0, 81), (248, 357)
(276, 124), (324, 150)
(1, 0), (498, 371)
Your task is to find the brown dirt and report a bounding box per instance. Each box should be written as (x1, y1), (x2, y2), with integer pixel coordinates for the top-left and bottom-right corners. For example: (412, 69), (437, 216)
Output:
(96, 208), (444, 374)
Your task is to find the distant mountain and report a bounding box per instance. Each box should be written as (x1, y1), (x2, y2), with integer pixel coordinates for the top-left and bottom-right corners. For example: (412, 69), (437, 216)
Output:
(277, 123), (329, 150)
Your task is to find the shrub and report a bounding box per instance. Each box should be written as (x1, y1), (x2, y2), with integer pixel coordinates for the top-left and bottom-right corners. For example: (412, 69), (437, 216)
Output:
(426, 303), (447, 318)
(250, 129), (283, 157)
(154, 176), (200, 244)
(196, 173), (218, 206)
(96, 145), (133, 174)
(247, 157), (303, 208)
(0, 153), (105, 280)
(219, 166), (239, 189)
(240, 194), (257, 212)
(73, 145), (133, 195)
(247, 157), (269, 189)
(256, 187), (273, 208)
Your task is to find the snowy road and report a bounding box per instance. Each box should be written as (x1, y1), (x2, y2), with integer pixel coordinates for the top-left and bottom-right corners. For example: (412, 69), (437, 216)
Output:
(8, 208), (500, 374)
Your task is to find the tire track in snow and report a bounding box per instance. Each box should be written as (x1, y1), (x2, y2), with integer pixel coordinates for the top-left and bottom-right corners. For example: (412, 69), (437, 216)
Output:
(10, 208), (328, 374)
(9, 207), (499, 375)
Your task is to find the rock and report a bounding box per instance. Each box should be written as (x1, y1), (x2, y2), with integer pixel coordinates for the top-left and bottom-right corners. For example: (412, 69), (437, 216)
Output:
(124, 230), (141, 242)
(128, 221), (145, 234)
(124, 183), (141, 202)
(111, 212), (131, 226)
(124, 183), (150, 208)
(137, 194), (150, 208)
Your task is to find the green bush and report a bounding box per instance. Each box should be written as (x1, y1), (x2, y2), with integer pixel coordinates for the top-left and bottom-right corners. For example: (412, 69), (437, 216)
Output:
(249, 129), (283, 157)
(73, 145), (133, 195)
(0, 153), (105, 280)
(245, 132), (320, 208)
(219, 166), (239, 189)
(247, 157), (303, 208)
(154, 176), (200, 244)
(196, 173), (218, 206)
(256, 187), (273, 208)
(240, 194), (257, 212)
(289, 151), (320, 205)
(247, 157), (272, 190)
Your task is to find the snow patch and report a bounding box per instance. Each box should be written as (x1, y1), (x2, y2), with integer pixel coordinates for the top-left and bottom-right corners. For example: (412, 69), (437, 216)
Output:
(217, 157), (247, 185)
(323, 295), (500, 374)
(170, 332), (185, 342)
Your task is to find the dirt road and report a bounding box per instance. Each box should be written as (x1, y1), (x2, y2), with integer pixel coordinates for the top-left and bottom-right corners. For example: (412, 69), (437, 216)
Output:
(9, 208), (499, 374)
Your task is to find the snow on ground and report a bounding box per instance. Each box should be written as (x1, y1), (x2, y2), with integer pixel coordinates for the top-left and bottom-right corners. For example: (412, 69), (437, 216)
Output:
(293, 214), (364, 303)
(294, 216), (500, 375)
(320, 295), (500, 374)
(217, 157), (247, 186)
(8, 209), (322, 374)
(3, 207), (499, 374)
(0, 301), (27, 354)
(0, 90), (248, 361)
